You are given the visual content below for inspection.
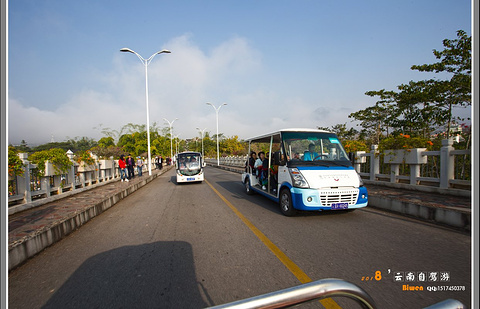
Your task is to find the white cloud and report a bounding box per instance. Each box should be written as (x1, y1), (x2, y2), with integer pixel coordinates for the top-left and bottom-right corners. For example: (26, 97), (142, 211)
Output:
(8, 34), (363, 146)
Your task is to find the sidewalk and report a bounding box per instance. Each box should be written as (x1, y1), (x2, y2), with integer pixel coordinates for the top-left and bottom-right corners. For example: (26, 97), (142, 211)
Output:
(208, 164), (471, 232)
(8, 166), (173, 271)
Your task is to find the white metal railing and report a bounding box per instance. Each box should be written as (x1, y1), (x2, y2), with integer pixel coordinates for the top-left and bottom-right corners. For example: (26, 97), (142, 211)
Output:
(207, 278), (465, 309)
(353, 139), (470, 190)
(205, 138), (470, 194)
(10, 138), (470, 208)
(8, 153), (161, 209)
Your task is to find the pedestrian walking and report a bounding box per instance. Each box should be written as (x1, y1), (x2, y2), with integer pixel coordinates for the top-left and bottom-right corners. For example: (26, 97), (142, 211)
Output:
(126, 154), (135, 179)
(136, 156), (144, 176)
(159, 156), (163, 170)
(118, 155), (128, 182)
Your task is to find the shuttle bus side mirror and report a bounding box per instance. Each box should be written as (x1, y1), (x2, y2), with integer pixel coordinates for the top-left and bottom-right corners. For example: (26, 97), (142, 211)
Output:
(273, 151), (285, 166)
(348, 152), (355, 165)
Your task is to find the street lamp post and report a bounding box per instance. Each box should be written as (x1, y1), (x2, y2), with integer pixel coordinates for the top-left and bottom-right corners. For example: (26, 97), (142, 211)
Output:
(206, 102), (227, 166)
(120, 47), (171, 176)
(196, 127), (207, 159)
(164, 118), (178, 161)
(173, 134), (180, 157)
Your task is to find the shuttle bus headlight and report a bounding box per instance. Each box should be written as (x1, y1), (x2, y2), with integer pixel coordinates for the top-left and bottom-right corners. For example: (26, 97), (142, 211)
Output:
(357, 172), (364, 187)
(289, 168), (309, 188)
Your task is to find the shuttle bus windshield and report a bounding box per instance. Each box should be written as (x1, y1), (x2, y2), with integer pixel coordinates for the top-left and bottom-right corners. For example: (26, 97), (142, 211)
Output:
(282, 131), (351, 167)
(176, 152), (204, 183)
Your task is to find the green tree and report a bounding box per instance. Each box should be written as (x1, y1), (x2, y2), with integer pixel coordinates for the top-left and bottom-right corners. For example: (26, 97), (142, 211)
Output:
(349, 95), (394, 144)
(356, 30), (471, 140)
(32, 141), (72, 152)
(89, 145), (125, 159)
(15, 140), (31, 152)
(65, 136), (98, 152)
(28, 148), (73, 176)
(220, 135), (246, 156)
(8, 146), (25, 177)
(117, 133), (136, 155)
(342, 140), (368, 153)
(318, 123), (359, 141)
(409, 29), (471, 137)
(93, 124), (121, 142)
(97, 136), (115, 148)
(202, 132), (217, 157)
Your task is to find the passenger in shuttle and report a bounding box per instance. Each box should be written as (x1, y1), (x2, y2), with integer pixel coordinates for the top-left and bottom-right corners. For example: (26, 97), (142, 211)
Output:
(245, 151), (257, 173)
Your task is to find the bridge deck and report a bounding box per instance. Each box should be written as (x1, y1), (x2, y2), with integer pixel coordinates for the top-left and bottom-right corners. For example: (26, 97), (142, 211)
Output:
(8, 164), (471, 271)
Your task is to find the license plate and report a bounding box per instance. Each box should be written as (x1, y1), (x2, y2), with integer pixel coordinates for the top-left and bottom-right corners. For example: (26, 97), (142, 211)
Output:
(187, 177), (195, 181)
(331, 202), (348, 210)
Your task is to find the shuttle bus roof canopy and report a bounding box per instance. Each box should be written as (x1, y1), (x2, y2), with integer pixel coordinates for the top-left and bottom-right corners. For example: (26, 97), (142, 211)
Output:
(245, 128), (331, 143)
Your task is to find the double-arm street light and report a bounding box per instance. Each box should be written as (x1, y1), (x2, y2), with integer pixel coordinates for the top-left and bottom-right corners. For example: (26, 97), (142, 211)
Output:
(120, 47), (171, 176)
(206, 102), (227, 166)
(174, 134), (180, 157)
(196, 127), (207, 159)
(164, 118), (178, 160)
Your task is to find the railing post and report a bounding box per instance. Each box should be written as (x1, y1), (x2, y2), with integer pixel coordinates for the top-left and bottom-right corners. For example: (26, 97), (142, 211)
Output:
(409, 165), (421, 185)
(406, 148), (427, 185)
(97, 162), (100, 182)
(79, 172), (86, 188)
(370, 145), (379, 181)
(41, 177), (50, 197)
(70, 165), (76, 191)
(390, 164), (400, 183)
(111, 157), (116, 180)
(24, 162), (32, 203)
(66, 150), (76, 191)
(353, 151), (366, 174)
(18, 153), (32, 203)
(440, 139), (454, 189)
(98, 162), (104, 182)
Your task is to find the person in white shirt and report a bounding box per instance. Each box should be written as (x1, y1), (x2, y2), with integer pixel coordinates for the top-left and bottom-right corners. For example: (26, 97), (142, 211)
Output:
(136, 157), (144, 176)
(254, 152), (267, 189)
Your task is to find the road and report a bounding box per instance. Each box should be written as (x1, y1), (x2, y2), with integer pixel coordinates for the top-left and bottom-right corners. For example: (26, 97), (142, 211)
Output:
(8, 166), (471, 308)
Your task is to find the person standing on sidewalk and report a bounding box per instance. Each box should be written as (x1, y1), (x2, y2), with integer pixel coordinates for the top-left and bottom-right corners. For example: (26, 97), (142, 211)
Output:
(136, 156), (144, 176)
(126, 154), (135, 179)
(118, 155), (128, 182)
(155, 156), (160, 170)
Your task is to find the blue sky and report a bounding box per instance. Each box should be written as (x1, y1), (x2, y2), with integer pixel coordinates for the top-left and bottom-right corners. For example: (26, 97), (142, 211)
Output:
(8, 0), (472, 145)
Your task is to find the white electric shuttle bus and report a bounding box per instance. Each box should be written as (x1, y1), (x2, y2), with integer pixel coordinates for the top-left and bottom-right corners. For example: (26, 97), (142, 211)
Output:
(175, 152), (204, 183)
(242, 128), (368, 216)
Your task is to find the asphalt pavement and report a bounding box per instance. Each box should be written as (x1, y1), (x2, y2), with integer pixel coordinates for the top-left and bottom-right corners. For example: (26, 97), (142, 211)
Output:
(8, 165), (471, 309)
(8, 163), (471, 272)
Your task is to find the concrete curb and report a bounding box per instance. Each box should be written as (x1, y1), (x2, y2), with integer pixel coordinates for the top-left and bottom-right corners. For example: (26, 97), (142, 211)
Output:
(362, 179), (471, 198)
(368, 196), (471, 231)
(207, 164), (471, 232)
(8, 166), (173, 271)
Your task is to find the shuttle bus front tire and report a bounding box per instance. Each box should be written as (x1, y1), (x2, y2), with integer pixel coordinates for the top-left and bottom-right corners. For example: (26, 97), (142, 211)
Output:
(280, 188), (296, 216)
